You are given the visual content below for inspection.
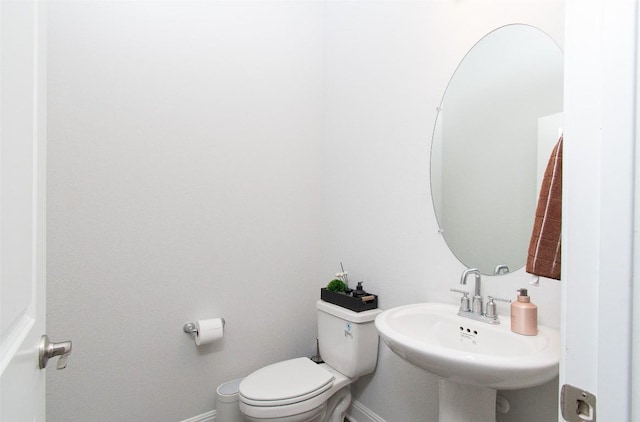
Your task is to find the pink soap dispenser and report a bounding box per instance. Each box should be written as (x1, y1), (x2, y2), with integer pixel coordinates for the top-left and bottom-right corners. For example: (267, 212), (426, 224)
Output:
(510, 288), (538, 335)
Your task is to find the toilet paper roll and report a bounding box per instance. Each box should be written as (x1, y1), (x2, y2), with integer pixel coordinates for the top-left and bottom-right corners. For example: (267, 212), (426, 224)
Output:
(195, 318), (224, 346)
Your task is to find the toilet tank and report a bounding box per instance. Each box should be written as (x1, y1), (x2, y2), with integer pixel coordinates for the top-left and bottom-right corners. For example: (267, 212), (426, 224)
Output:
(316, 300), (382, 379)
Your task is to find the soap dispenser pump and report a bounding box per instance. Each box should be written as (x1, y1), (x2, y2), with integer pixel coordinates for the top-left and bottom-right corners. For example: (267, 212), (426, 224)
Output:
(510, 288), (538, 335)
(352, 281), (367, 298)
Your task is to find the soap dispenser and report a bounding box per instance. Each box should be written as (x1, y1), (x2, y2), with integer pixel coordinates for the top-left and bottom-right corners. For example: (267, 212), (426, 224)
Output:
(510, 288), (538, 335)
(352, 281), (367, 298)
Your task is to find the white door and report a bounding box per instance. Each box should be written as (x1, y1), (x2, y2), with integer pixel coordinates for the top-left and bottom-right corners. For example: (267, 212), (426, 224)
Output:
(0, 1), (51, 420)
(562, 0), (636, 421)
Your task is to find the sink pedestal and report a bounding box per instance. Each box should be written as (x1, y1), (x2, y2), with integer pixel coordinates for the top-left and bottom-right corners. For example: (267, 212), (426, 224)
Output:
(438, 379), (496, 422)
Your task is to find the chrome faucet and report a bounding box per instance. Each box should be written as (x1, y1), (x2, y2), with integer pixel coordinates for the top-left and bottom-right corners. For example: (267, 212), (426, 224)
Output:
(451, 268), (511, 325)
(460, 268), (482, 314)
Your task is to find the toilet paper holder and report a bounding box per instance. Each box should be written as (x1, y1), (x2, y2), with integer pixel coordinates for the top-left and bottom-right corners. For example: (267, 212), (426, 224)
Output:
(183, 319), (226, 336)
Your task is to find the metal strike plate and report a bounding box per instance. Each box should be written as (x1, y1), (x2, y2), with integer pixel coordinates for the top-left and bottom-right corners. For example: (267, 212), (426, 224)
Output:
(561, 384), (596, 421)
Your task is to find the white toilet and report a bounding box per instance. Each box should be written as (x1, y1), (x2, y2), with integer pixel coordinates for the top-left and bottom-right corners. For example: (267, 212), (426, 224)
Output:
(238, 299), (382, 422)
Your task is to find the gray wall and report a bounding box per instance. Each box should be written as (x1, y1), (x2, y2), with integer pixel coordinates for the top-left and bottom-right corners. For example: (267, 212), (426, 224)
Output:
(47, 2), (325, 421)
(47, 1), (564, 421)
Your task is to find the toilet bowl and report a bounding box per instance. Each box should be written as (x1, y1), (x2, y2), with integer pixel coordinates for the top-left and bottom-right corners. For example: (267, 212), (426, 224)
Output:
(238, 300), (381, 422)
(239, 358), (351, 422)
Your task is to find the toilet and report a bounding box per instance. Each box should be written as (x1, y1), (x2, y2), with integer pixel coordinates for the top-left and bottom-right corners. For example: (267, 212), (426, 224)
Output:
(238, 299), (382, 422)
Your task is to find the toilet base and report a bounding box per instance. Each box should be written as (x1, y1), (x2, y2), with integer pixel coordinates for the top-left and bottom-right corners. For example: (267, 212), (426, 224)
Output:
(241, 405), (326, 422)
(324, 387), (351, 422)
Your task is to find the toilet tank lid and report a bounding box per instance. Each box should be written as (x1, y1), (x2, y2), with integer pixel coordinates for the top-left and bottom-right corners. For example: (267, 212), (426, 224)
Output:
(316, 300), (381, 323)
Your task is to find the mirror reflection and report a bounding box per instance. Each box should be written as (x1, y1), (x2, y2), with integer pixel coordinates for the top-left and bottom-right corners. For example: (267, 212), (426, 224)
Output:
(431, 25), (563, 275)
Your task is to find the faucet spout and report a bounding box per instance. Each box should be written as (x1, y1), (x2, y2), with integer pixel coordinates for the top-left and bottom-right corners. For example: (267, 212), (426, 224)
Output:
(460, 268), (481, 296)
(460, 269), (482, 314)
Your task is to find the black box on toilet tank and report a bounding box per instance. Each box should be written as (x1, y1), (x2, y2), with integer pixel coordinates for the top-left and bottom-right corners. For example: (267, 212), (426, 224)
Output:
(320, 288), (378, 312)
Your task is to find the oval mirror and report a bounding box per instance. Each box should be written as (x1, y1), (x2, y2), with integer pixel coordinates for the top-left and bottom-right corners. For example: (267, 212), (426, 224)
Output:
(431, 24), (563, 276)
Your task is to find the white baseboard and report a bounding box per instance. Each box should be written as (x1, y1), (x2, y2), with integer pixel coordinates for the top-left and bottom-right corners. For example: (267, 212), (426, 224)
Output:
(179, 410), (215, 422)
(346, 400), (386, 422)
(180, 399), (383, 422)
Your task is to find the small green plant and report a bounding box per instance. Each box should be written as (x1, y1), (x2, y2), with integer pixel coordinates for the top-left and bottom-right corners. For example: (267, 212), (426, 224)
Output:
(326, 279), (347, 293)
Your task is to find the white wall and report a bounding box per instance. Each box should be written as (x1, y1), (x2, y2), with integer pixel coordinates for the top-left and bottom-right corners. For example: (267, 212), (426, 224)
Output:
(322, 1), (564, 421)
(47, 1), (566, 421)
(46, 2), (325, 421)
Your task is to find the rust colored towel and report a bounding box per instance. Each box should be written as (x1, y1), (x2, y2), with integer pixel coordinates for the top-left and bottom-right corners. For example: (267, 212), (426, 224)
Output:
(526, 135), (562, 280)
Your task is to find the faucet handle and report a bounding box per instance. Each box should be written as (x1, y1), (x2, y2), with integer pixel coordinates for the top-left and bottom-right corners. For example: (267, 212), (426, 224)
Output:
(450, 289), (471, 312)
(485, 296), (511, 319)
(487, 296), (511, 303)
(450, 288), (469, 295)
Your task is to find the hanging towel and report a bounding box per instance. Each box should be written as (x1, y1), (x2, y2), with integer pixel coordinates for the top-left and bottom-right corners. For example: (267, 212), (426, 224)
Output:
(526, 135), (562, 280)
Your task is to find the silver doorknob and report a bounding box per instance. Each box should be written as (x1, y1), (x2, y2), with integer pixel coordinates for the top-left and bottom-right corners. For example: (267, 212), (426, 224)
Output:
(39, 335), (72, 370)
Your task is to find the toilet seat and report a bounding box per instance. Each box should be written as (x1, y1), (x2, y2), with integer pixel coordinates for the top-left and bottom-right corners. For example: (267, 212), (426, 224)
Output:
(239, 357), (334, 407)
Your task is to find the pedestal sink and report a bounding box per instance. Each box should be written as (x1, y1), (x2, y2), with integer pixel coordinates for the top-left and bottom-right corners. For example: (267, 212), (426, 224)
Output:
(374, 302), (560, 422)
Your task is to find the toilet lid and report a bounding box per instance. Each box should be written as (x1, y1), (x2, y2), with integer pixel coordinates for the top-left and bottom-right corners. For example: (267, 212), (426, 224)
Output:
(239, 357), (334, 406)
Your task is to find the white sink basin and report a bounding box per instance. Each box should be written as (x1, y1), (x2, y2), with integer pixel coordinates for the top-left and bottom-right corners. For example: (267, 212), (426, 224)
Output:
(375, 302), (559, 390)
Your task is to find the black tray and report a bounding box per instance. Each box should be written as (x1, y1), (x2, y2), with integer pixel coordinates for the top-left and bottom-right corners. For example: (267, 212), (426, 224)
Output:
(320, 288), (378, 312)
